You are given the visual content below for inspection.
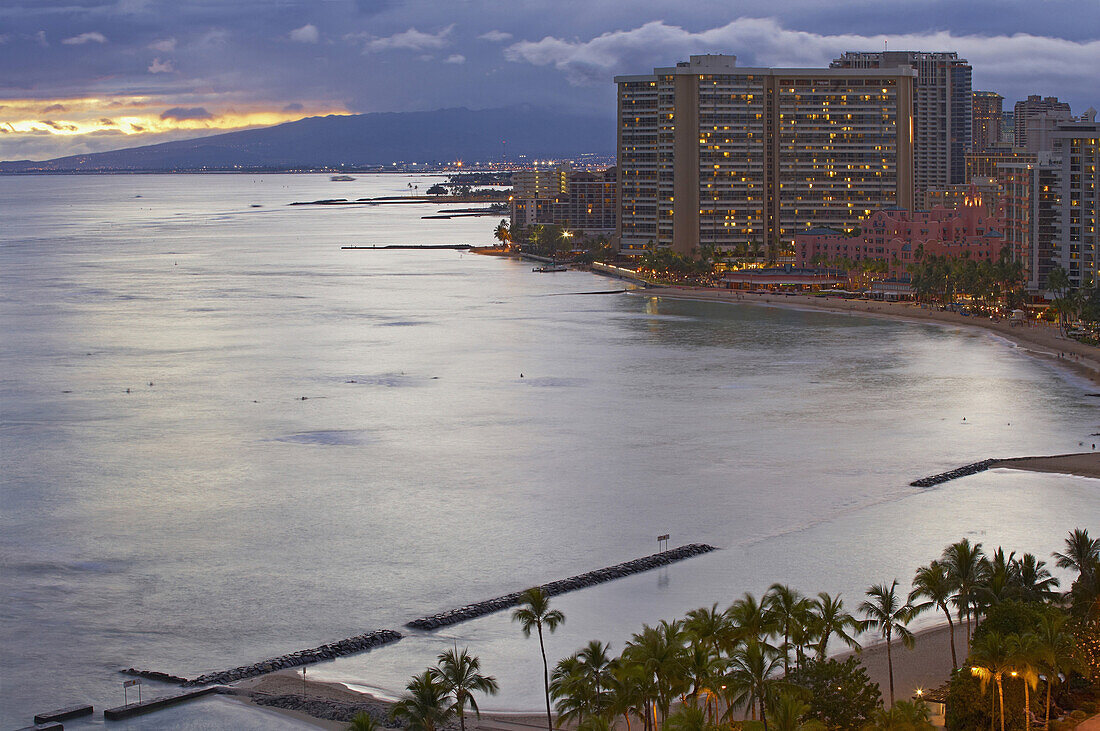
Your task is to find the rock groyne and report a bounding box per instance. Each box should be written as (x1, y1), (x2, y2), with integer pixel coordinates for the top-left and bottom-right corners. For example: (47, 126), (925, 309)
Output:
(910, 459), (996, 487)
(248, 693), (406, 728)
(179, 629), (402, 687)
(407, 543), (717, 631)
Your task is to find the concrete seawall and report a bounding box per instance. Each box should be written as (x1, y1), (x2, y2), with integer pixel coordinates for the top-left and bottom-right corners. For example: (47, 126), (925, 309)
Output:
(407, 543), (718, 631)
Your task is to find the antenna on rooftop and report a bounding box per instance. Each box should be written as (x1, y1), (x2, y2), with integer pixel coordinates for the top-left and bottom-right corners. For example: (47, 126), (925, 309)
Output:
(501, 139), (506, 162)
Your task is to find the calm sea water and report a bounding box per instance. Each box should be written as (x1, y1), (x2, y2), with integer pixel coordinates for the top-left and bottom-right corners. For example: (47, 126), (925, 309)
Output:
(1, 174), (1097, 728)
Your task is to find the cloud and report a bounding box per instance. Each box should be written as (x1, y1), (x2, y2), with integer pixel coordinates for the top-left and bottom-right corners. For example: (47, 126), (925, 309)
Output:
(99, 118), (116, 125)
(444, 54), (465, 64)
(282, 102), (304, 112)
(0, 33), (10, 44)
(148, 57), (173, 73)
(148, 37), (176, 52)
(365, 25), (453, 52)
(479, 30), (512, 42)
(160, 106), (212, 121)
(504, 17), (1100, 90)
(289, 23), (319, 43)
(39, 120), (78, 131)
(34, 31), (48, 47)
(43, 103), (66, 112)
(61, 31), (107, 45)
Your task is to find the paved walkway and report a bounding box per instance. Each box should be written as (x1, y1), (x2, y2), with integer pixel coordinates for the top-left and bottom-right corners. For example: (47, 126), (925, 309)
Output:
(1078, 713), (1100, 730)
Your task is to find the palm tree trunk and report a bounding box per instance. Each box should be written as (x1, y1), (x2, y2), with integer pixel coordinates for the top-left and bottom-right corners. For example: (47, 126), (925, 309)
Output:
(1045, 679), (1052, 729)
(886, 633), (895, 708)
(760, 698), (769, 731)
(458, 700), (467, 731)
(997, 677), (1005, 731)
(943, 607), (958, 669)
(1024, 680), (1031, 731)
(538, 623), (552, 731)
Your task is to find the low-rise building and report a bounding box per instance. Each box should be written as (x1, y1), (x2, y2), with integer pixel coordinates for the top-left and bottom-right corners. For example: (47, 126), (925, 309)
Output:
(794, 198), (1005, 280)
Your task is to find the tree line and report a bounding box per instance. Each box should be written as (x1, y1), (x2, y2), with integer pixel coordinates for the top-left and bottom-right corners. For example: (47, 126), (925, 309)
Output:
(350, 528), (1098, 731)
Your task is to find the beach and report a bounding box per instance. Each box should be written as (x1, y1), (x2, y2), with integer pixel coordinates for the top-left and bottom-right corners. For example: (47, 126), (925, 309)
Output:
(992, 452), (1100, 479)
(225, 622), (966, 728)
(626, 286), (1100, 387)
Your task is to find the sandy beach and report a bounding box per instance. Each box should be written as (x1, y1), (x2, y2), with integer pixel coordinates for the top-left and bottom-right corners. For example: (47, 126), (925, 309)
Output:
(992, 452), (1100, 479)
(226, 622), (966, 729)
(626, 286), (1100, 387)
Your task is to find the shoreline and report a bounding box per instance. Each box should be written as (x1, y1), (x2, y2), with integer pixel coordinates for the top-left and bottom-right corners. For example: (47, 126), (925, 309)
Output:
(991, 452), (1100, 479)
(624, 286), (1100, 387)
(225, 622), (966, 728)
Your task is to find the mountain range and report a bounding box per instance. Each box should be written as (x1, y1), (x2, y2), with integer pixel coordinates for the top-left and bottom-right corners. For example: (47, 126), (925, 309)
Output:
(0, 106), (614, 172)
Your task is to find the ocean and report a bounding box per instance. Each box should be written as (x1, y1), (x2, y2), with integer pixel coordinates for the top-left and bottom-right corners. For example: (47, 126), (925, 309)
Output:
(0, 173), (1096, 728)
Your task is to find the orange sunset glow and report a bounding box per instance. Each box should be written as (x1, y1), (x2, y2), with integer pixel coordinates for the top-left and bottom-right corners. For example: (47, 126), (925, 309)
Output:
(0, 96), (348, 138)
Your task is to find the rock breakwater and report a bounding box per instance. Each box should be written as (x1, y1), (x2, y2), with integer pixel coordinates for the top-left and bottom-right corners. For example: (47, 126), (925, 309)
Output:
(407, 543), (717, 631)
(910, 459), (996, 487)
(178, 629), (401, 687)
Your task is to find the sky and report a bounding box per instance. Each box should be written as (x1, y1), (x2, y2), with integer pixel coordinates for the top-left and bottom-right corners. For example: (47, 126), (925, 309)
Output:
(1, 0), (1098, 161)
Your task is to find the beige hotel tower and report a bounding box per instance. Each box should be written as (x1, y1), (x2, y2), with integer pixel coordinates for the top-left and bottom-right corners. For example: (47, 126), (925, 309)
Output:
(615, 55), (914, 256)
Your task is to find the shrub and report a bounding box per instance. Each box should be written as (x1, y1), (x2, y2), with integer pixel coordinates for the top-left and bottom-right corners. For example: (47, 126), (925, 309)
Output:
(788, 657), (881, 731)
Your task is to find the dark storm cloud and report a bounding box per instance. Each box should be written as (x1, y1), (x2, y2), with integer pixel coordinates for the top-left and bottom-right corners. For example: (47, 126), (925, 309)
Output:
(0, 0), (1097, 160)
(160, 106), (211, 120)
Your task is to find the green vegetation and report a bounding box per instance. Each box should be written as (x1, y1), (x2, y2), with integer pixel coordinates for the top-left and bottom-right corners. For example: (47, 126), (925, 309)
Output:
(513, 587), (566, 731)
(377, 528), (1097, 731)
(907, 247), (1025, 310)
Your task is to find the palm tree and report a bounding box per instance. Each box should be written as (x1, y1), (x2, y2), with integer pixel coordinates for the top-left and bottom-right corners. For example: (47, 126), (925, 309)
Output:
(766, 584), (812, 676)
(941, 539), (988, 640)
(685, 603), (734, 658)
(724, 640), (783, 729)
(977, 548), (1017, 610)
(577, 640), (613, 713)
(606, 657), (646, 731)
(727, 593), (776, 648)
(909, 562), (960, 670)
(1053, 528), (1100, 614)
(767, 691), (827, 731)
(1053, 528), (1100, 585)
(513, 587), (566, 731)
(347, 711), (380, 731)
(551, 653), (592, 724)
(858, 580), (915, 707)
(623, 620), (687, 729)
(390, 670), (454, 731)
(663, 704), (715, 731)
(863, 700), (934, 730)
(1011, 554), (1060, 603)
(969, 631), (1013, 731)
(493, 220), (511, 248)
(432, 646), (499, 731)
(1007, 633), (1041, 731)
(1034, 612), (1080, 728)
(810, 592), (862, 661)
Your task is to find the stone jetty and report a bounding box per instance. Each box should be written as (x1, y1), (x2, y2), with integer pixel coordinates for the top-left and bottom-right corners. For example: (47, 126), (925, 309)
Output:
(180, 628), (402, 687)
(910, 459), (996, 487)
(121, 668), (189, 684)
(407, 543), (718, 631)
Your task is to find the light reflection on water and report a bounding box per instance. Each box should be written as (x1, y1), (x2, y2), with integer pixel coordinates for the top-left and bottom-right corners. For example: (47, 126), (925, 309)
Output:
(1, 174), (1097, 728)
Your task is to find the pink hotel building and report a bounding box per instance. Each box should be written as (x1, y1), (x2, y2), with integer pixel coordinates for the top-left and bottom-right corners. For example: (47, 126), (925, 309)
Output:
(793, 196), (1006, 281)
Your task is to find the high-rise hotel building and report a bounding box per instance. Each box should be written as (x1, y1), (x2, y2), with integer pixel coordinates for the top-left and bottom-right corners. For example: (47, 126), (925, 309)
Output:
(616, 55), (914, 256)
(1002, 113), (1099, 293)
(832, 51), (972, 189)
